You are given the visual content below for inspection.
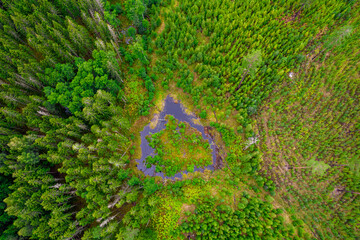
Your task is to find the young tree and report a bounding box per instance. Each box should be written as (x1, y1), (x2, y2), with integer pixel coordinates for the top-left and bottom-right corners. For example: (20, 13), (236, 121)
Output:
(129, 36), (148, 65)
(125, 0), (147, 33)
(236, 49), (262, 91)
(82, 90), (115, 124)
(349, 155), (360, 176)
(287, 158), (330, 176)
(66, 17), (93, 56)
(305, 158), (330, 175)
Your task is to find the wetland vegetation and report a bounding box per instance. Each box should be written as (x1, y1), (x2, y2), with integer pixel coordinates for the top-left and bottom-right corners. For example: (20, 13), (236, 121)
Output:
(0, 0), (359, 239)
(145, 114), (213, 177)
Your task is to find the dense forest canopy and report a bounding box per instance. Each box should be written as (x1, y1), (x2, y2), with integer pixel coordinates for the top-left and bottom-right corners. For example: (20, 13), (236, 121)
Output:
(0, 0), (359, 239)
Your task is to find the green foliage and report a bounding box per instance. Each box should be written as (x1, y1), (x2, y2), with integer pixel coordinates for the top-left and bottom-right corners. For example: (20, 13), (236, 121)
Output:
(43, 63), (76, 87)
(124, 0), (146, 25)
(348, 155), (360, 177)
(306, 158), (330, 176)
(0, 175), (16, 239)
(241, 49), (263, 79)
(116, 227), (140, 240)
(137, 228), (157, 239)
(199, 110), (207, 119)
(324, 25), (353, 49)
(0, 0), (139, 239)
(123, 0), (160, 34)
(104, 1), (122, 27)
(128, 27), (137, 39)
(143, 178), (161, 195)
(180, 195), (293, 239)
(123, 195), (159, 229)
(44, 50), (122, 115)
(129, 177), (141, 186)
(254, 14), (360, 238)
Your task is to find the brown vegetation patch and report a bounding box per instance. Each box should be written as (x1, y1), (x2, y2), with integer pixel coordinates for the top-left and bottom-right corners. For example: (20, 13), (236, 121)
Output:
(150, 113), (159, 129)
(281, 14), (296, 24)
(214, 147), (225, 170)
(196, 31), (210, 45)
(319, 85), (332, 98)
(331, 186), (346, 199)
(157, 16), (165, 34)
(204, 126), (212, 138)
(181, 204), (195, 214)
(278, 7), (304, 24)
(210, 186), (218, 196)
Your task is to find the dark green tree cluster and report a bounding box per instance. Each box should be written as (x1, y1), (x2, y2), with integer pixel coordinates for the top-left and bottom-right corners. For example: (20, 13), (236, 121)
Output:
(179, 193), (302, 240)
(0, 0), (162, 238)
(0, 174), (16, 239)
(124, 0), (161, 34)
(44, 50), (122, 115)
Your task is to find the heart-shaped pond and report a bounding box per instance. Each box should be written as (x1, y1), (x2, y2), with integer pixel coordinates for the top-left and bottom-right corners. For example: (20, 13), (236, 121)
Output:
(136, 95), (217, 179)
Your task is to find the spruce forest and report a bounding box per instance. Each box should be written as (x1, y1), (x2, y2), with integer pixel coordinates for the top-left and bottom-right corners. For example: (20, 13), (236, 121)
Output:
(0, 0), (359, 239)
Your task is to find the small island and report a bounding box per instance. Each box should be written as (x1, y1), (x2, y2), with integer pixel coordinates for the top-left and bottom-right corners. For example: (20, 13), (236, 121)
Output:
(145, 115), (213, 177)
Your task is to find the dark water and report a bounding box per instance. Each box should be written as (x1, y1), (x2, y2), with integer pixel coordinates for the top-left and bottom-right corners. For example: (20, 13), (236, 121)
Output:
(136, 95), (216, 180)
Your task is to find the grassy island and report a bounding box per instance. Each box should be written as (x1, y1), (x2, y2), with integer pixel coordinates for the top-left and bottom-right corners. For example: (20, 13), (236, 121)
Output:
(145, 115), (213, 176)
